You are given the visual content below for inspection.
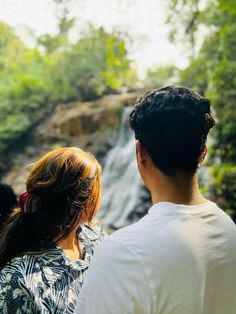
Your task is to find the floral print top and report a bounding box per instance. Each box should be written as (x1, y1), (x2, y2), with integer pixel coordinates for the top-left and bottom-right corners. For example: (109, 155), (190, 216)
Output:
(0, 224), (106, 314)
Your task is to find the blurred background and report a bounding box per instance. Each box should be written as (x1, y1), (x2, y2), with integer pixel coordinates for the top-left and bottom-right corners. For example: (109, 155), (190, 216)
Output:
(0, 0), (235, 228)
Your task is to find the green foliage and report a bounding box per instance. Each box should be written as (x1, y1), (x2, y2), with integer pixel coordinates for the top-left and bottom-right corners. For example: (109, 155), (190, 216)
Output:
(177, 0), (236, 162)
(53, 27), (136, 101)
(168, 0), (236, 159)
(0, 19), (135, 158)
(144, 65), (177, 88)
(37, 15), (75, 53)
(0, 23), (51, 153)
(166, 0), (202, 54)
(167, 0), (236, 218)
(210, 164), (236, 221)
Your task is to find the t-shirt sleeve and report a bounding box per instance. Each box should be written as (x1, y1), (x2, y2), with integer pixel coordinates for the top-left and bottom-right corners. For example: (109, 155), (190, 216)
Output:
(76, 239), (153, 314)
(0, 264), (36, 313)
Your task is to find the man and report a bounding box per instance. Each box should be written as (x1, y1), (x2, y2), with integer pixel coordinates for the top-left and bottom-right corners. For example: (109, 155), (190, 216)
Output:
(77, 86), (236, 314)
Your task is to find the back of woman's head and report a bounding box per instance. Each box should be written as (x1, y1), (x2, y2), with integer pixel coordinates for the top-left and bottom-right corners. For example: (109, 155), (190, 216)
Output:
(0, 147), (101, 268)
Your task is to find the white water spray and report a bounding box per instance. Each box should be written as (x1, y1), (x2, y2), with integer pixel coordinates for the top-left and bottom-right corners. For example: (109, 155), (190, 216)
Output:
(99, 107), (149, 229)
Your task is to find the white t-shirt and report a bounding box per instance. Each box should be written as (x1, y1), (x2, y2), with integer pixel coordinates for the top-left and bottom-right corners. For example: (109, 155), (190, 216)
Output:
(77, 201), (236, 314)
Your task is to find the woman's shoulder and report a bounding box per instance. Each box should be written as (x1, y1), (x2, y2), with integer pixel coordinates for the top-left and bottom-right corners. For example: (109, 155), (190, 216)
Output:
(0, 255), (38, 312)
(1, 254), (27, 270)
(79, 222), (107, 247)
(0, 254), (36, 279)
(0, 256), (26, 288)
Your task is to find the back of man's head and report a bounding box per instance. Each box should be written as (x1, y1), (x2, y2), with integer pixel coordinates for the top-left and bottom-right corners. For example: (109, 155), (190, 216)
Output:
(129, 86), (215, 176)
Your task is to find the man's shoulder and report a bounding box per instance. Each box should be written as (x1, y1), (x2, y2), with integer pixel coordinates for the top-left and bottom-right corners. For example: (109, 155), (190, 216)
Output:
(105, 212), (161, 257)
(107, 202), (175, 244)
(109, 215), (150, 242)
(106, 200), (236, 258)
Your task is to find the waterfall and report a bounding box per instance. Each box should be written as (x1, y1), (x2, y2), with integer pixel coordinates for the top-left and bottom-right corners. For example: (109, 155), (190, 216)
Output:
(98, 107), (150, 229)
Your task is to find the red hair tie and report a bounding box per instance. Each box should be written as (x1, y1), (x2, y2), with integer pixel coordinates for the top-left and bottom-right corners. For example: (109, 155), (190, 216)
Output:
(19, 192), (29, 212)
(19, 192), (40, 213)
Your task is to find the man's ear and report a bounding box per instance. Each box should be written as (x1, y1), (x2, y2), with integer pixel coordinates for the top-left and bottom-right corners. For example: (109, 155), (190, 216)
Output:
(136, 140), (147, 165)
(200, 146), (207, 163)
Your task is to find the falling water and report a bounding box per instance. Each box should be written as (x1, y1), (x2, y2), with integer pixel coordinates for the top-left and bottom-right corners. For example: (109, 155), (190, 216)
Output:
(98, 107), (150, 229)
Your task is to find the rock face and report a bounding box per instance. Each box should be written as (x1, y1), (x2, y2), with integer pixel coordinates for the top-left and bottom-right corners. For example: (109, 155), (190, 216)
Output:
(3, 93), (139, 195)
(37, 94), (133, 158)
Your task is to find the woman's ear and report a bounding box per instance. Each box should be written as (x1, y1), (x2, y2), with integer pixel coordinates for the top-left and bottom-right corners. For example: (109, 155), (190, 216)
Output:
(200, 146), (207, 164)
(136, 140), (147, 165)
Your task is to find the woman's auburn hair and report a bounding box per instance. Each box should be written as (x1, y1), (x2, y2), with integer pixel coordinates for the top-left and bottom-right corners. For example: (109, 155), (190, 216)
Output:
(26, 147), (101, 221)
(0, 147), (101, 268)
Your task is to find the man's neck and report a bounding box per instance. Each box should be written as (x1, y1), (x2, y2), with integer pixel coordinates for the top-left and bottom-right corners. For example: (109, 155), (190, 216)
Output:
(150, 171), (207, 206)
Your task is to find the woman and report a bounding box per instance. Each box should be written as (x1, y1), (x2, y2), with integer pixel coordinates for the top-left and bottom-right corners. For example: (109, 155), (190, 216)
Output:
(0, 147), (106, 313)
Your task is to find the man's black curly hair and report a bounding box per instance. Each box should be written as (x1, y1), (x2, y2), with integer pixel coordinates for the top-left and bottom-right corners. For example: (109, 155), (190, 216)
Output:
(129, 86), (215, 175)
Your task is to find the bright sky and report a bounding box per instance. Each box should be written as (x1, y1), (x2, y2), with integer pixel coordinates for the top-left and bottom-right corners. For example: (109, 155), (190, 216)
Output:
(0, 0), (188, 75)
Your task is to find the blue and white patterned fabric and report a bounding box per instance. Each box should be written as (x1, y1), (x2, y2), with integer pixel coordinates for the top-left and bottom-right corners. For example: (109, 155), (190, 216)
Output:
(0, 224), (106, 313)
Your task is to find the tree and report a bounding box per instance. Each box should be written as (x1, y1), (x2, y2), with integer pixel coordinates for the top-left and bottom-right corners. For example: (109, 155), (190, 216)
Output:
(37, 0), (76, 53)
(166, 0), (236, 220)
(166, 0), (203, 57)
(0, 23), (52, 156)
(53, 26), (136, 101)
(144, 65), (177, 88)
(0, 20), (136, 166)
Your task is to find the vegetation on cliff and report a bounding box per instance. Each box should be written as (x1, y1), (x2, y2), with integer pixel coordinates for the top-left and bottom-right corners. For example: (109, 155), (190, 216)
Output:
(0, 16), (136, 158)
